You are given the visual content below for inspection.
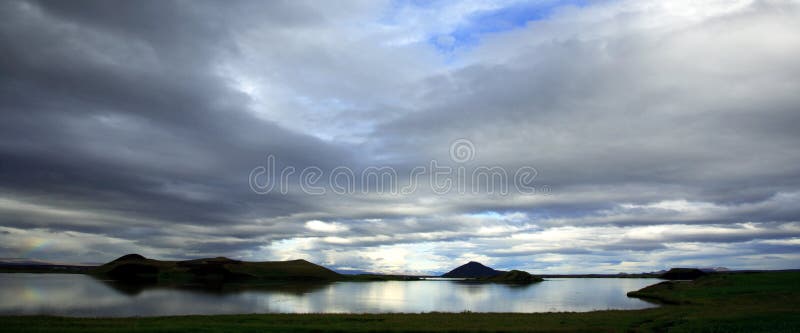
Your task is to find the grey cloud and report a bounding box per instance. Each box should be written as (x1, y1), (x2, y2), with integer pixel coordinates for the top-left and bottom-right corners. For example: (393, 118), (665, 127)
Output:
(1, 0), (799, 273)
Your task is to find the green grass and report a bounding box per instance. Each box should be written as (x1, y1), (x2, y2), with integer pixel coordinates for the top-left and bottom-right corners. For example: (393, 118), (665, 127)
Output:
(1, 272), (798, 332)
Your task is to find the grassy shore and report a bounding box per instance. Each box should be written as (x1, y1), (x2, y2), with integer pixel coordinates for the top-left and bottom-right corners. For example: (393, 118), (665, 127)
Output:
(1, 271), (798, 332)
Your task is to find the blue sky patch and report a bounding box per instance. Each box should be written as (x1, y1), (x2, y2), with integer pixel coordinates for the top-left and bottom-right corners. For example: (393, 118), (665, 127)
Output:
(431, 0), (588, 52)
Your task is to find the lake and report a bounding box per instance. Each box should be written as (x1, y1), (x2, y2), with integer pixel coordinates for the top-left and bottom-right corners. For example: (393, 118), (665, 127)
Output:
(0, 274), (660, 317)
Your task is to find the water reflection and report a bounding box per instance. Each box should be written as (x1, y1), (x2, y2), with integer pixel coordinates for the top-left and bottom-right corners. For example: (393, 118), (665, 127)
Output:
(97, 277), (331, 296)
(0, 274), (660, 317)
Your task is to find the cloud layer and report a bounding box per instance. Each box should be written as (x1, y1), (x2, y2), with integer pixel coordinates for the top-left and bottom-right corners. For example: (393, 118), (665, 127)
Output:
(1, 0), (799, 273)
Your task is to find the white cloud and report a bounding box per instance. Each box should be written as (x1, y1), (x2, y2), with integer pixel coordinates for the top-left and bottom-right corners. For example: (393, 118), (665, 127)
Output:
(305, 220), (349, 233)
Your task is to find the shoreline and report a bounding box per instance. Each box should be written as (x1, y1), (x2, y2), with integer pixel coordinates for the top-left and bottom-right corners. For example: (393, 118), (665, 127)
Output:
(0, 271), (797, 332)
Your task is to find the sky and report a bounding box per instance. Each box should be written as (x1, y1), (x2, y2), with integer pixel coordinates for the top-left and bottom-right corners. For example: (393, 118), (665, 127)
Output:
(1, 0), (799, 274)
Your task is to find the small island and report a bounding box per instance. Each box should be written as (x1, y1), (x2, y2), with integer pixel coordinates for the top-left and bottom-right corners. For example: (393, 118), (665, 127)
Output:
(441, 261), (544, 283)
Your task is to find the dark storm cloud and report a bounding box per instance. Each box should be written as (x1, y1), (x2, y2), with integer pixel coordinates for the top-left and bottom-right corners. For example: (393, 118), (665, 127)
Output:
(0, 0), (799, 272)
(371, 1), (800, 206)
(0, 0), (356, 258)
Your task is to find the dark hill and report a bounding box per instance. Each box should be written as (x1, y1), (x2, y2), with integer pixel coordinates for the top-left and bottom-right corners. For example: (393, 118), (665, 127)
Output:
(480, 270), (543, 283)
(660, 268), (707, 280)
(111, 254), (146, 262)
(442, 261), (503, 278)
(93, 254), (341, 283)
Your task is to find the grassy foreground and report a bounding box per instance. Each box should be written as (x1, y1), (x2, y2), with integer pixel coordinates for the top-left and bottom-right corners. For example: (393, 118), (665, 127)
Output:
(1, 272), (798, 332)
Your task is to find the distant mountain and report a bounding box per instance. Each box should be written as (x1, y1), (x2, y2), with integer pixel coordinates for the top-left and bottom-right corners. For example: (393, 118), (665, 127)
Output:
(334, 268), (375, 275)
(0, 258), (95, 273)
(442, 261), (503, 278)
(93, 254), (342, 283)
(0, 258), (59, 266)
(0, 258), (94, 266)
(700, 267), (729, 272)
(659, 268), (707, 280)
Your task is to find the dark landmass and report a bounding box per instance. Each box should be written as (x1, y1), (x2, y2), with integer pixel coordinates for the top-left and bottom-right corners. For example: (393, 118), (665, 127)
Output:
(540, 268), (800, 279)
(627, 270), (800, 306)
(479, 270), (544, 283)
(538, 273), (659, 278)
(0, 264), (94, 274)
(2, 255), (792, 283)
(2, 271), (797, 332)
(347, 273), (422, 281)
(93, 254), (342, 283)
(700, 266), (730, 272)
(441, 261), (503, 278)
(90, 254), (424, 285)
(111, 254), (146, 262)
(442, 262), (543, 283)
(0, 254), (422, 283)
(658, 267), (707, 280)
(0, 259), (96, 273)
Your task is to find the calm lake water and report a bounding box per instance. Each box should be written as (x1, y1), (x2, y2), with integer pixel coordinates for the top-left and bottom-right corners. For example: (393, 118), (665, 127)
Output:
(0, 274), (660, 317)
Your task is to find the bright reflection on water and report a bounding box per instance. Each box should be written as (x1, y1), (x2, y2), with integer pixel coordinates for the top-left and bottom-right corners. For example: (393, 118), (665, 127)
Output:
(0, 274), (660, 317)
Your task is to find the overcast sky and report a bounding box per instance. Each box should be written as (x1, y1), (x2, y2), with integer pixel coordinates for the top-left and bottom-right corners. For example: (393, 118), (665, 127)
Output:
(1, 0), (799, 274)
